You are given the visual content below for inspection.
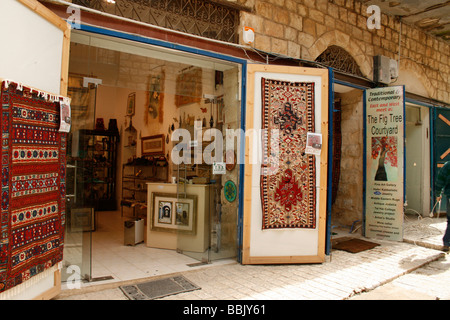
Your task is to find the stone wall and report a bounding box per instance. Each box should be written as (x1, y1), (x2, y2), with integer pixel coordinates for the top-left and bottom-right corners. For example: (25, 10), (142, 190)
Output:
(236, 0), (450, 104)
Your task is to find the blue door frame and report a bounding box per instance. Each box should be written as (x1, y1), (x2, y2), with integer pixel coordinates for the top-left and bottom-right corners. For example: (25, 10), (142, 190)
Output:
(326, 68), (335, 255)
(431, 106), (450, 213)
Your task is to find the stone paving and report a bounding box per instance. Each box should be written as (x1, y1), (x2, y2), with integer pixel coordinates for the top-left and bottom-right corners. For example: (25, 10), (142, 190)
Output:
(56, 216), (447, 300)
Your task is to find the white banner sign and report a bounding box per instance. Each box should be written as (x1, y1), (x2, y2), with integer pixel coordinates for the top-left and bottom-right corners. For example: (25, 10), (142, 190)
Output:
(365, 86), (404, 241)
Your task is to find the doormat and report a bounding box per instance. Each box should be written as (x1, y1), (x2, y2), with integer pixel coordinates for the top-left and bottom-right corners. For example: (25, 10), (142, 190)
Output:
(90, 276), (114, 282)
(186, 262), (209, 267)
(332, 238), (380, 253)
(120, 275), (200, 300)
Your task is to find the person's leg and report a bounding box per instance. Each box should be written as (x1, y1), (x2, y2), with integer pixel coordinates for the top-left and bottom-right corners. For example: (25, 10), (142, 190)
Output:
(443, 198), (450, 250)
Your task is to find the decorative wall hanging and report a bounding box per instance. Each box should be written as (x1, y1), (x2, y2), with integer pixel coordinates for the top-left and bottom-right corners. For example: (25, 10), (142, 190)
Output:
(260, 78), (316, 230)
(146, 69), (165, 124)
(127, 92), (136, 116)
(175, 67), (202, 107)
(224, 180), (237, 202)
(0, 81), (66, 293)
(225, 150), (236, 171)
(216, 96), (224, 124)
(67, 75), (89, 117)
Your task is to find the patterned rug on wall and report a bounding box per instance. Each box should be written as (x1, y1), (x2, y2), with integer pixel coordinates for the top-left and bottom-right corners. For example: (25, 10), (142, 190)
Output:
(260, 78), (316, 230)
(0, 81), (66, 293)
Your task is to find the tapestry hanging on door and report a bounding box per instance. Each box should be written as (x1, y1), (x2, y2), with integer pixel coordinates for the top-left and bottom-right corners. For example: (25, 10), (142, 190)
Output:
(260, 78), (316, 229)
(0, 81), (66, 293)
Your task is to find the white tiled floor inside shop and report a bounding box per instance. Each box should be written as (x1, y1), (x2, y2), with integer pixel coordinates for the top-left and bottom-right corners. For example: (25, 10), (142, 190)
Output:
(61, 210), (235, 290)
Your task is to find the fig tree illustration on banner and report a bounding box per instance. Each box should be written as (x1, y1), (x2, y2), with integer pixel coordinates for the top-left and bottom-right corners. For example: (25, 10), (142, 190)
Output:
(372, 136), (398, 182)
(371, 136), (398, 167)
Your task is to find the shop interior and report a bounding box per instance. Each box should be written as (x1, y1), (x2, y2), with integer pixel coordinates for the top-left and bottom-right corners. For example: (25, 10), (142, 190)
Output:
(62, 31), (242, 284)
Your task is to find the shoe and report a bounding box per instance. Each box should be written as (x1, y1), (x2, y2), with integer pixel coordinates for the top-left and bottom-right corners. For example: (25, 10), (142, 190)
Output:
(443, 246), (449, 253)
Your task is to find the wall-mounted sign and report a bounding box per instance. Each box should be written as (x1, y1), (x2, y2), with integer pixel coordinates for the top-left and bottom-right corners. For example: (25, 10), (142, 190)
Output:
(212, 162), (226, 175)
(59, 101), (71, 133)
(364, 86), (405, 241)
(305, 132), (322, 155)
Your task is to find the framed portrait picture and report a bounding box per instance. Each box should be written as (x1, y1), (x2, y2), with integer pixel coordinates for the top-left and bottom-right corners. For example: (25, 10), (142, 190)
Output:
(127, 92), (136, 116)
(151, 193), (197, 234)
(141, 134), (165, 156)
(158, 200), (173, 224)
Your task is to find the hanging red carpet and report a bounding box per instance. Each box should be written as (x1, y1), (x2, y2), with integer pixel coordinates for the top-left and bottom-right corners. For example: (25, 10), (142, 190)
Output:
(0, 81), (66, 293)
(260, 78), (316, 229)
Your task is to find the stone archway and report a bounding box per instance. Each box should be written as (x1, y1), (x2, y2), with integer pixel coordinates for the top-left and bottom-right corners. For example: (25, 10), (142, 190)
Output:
(315, 45), (364, 78)
(397, 58), (435, 99)
(309, 37), (368, 227)
(307, 30), (372, 78)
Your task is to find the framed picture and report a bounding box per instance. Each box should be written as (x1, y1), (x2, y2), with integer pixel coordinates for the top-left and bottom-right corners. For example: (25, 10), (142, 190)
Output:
(127, 92), (136, 116)
(151, 193), (197, 234)
(175, 202), (190, 227)
(141, 134), (165, 156)
(158, 200), (173, 224)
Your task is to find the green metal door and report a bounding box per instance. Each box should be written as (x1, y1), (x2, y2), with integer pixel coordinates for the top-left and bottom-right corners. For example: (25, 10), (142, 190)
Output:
(433, 107), (450, 214)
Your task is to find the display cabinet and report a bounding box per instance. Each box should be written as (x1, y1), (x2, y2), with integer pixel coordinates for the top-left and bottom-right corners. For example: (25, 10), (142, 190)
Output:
(74, 129), (120, 211)
(121, 157), (169, 218)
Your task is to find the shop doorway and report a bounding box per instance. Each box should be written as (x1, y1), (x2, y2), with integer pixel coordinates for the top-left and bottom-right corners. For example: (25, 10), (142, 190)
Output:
(405, 104), (431, 217)
(330, 84), (365, 229)
(62, 30), (243, 285)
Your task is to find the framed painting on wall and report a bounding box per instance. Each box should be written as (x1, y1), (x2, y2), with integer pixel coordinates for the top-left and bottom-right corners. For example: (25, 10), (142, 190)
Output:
(141, 134), (165, 156)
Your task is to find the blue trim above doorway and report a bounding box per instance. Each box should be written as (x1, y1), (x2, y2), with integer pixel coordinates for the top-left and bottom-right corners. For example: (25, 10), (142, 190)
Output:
(77, 24), (248, 66)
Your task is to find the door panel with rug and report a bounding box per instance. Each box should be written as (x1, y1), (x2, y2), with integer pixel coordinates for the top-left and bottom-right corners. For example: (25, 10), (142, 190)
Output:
(242, 64), (329, 264)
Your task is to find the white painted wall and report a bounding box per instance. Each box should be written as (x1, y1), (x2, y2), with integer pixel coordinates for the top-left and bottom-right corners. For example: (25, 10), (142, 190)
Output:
(0, 0), (65, 300)
(0, 0), (63, 95)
